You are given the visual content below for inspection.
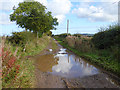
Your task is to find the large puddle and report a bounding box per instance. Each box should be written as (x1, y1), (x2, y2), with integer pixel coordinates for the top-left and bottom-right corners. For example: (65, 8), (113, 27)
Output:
(35, 48), (101, 78)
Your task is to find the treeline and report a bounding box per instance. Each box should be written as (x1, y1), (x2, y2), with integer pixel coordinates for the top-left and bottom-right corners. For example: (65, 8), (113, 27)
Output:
(53, 24), (120, 76)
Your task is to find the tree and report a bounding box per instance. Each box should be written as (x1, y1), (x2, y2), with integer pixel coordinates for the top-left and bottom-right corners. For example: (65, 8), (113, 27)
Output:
(10, 0), (58, 37)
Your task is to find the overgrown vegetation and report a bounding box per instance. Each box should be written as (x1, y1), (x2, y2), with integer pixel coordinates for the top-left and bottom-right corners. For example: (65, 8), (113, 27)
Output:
(92, 24), (120, 62)
(53, 33), (71, 41)
(7, 31), (35, 47)
(92, 25), (119, 49)
(1, 0), (59, 87)
(54, 24), (120, 77)
(2, 32), (51, 88)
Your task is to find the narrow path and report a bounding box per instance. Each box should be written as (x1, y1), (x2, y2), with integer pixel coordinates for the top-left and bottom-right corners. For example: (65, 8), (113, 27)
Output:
(33, 38), (119, 88)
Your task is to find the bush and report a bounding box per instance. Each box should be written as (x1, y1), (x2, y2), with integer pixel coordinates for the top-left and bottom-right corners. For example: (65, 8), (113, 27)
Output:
(53, 33), (71, 41)
(45, 31), (52, 36)
(92, 24), (120, 49)
(65, 36), (93, 53)
(65, 36), (76, 47)
(73, 34), (81, 38)
(111, 45), (120, 62)
(58, 33), (71, 38)
(7, 31), (35, 47)
(91, 24), (120, 62)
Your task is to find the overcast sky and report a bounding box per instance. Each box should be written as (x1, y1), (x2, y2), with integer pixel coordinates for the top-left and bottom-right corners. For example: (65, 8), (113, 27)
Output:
(0, 0), (119, 36)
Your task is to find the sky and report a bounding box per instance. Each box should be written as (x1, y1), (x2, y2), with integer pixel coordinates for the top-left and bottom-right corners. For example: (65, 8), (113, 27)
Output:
(0, 0), (119, 36)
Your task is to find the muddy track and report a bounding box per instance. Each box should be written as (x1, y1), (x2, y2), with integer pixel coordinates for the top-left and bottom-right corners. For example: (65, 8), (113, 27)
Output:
(32, 38), (119, 88)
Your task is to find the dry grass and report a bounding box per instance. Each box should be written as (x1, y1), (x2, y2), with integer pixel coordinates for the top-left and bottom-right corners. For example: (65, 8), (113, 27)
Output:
(65, 35), (93, 53)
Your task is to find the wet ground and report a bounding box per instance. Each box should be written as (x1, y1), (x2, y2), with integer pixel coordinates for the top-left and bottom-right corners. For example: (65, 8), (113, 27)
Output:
(33, 39), (120, 88)
(35, 48), (100, 78)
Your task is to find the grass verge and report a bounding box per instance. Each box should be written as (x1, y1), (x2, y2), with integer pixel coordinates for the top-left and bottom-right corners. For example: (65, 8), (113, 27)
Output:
(56, 39), (120, 77)
(2, 36), (50, 88)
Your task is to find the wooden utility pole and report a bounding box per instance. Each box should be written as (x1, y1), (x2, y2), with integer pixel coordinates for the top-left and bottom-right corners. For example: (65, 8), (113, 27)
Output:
(118, 1), (120, 26)
(67, 19), (69, 36)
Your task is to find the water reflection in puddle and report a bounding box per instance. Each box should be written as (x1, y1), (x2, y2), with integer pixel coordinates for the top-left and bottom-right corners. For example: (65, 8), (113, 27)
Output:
(35, 48), (100, 78)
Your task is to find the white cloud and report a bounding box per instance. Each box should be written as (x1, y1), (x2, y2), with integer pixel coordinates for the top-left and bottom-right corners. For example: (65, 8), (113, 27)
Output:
(0, 0), (23, 24)
(72, 2), (118, 22)
(52, 56), (73, 73)
(47, 0), (72, 23)
(0, 13), (14, 25)
(35, 0), (47, 6)
(0, 0), (24, 11)
(0, 0), (47, 11)
(1, 0), (117, 25)
(47, 0), (71, 15)
(54, 15), (66, 23)
(0, 0), (72, 24)
(70, 0), (119, 2)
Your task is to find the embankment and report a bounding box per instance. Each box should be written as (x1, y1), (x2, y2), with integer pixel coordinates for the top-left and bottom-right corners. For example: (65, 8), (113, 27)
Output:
(2, 36), (53, 88)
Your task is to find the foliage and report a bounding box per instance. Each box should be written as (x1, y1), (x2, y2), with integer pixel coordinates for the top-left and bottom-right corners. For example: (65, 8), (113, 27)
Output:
(2, 47), (20, 87)
(2, 35), (51, 88)
(10, 0), (58, 36)
(54, 24), (120, 76)
(44, 31), (52, 36)
(92, 24), (120, 49)
(7, 31), (35, 48)
(73, 34), (81, 38)
(54, 35), (93, 53)
(58, 33), (71, 38)
(91, 24), (120, 62)
(56, 38), (120, 77)
(65, 36), (77, 47)
(54, 33), (71, 41)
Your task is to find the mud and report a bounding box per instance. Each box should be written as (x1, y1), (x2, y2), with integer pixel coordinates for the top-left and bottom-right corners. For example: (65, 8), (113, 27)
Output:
(32, 38), (120, 88)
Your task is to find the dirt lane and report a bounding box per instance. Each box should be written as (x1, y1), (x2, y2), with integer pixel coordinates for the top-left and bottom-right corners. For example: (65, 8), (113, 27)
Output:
(33, 38), (119, 88)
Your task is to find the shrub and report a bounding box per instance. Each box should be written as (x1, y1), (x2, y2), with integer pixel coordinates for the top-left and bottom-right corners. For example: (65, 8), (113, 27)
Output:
(73, 34), (81, 38)
(92, 24), (120, 49)
(58, 33), (71, 39)
(65, 35), (93, 53)
(91, 24), (120, 61)
(2, 47), (20, 85)
(7, 31), (35, 47)
(45, 31), (52, 36)
(66, 36), (76, 47)
(111, 45), (120, 62)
